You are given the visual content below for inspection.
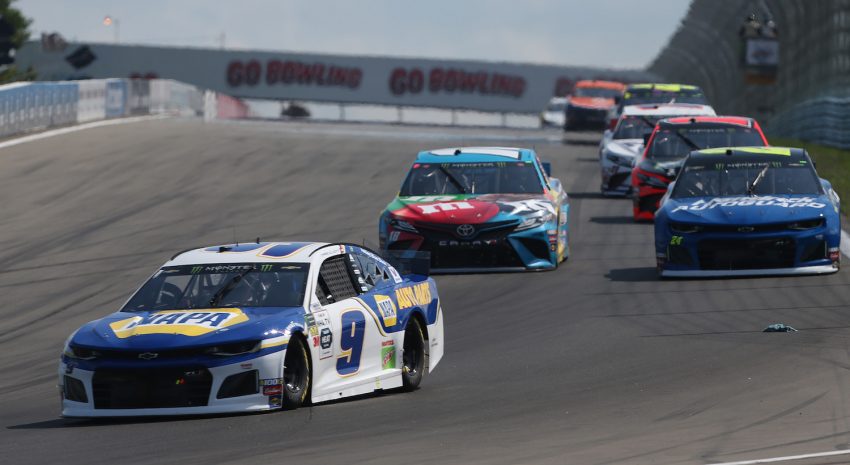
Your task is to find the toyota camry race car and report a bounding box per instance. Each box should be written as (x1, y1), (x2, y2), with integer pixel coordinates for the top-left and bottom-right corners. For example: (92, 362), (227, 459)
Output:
(59, 242), (444, 417)
(564, 80), (625, 130)
(379, 147), (569, 272)
(655, 147), (841, 277)
(633, 116), (767, 220)
(599, 103), (716, 196)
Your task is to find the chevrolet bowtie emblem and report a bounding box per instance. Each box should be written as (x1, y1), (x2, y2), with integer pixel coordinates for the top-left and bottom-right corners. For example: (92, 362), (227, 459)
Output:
(138, 352), (159, 360)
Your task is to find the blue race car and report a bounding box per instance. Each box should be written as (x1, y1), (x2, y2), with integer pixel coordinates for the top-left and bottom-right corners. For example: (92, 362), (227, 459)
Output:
(59, 242), (444, 417)
(655, 147), (841, 277)
(378, 147), (569, 272)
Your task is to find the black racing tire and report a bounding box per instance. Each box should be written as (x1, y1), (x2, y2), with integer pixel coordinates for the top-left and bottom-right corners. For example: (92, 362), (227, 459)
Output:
(401, 317), (429, 391)
(282, 335), (311, 409)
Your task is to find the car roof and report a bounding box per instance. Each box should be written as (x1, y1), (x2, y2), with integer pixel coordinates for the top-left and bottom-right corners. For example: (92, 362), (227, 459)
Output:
(416, 146), (536, 163)
(621, 103), (716, 117)
(626, 83), (701, 92)
(166, 241), (330, 266)
(691, 146), (805, 158)
(660, 116), (755, 127)
(575, 80), (625, 90)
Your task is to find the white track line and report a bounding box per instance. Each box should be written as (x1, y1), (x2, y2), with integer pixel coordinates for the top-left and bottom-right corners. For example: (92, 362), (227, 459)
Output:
(710, 449), (850, 465)
(0, 114), (168, 151)
(842, 229), (850, 259)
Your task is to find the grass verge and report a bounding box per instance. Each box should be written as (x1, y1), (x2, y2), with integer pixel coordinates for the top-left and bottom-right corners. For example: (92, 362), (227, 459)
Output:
(772, 137), (850, 215)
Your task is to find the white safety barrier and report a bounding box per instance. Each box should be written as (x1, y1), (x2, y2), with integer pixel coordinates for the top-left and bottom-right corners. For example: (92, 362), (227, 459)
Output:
(0, 78), (245, 141)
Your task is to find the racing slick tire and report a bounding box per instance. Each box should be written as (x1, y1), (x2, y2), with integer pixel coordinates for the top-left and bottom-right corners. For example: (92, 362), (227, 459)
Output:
(282, 335), (311, 409)
(401, 317), (429, 391)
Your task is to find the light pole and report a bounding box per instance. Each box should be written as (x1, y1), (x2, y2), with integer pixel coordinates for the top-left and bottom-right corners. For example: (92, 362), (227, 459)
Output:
(103, 15), (119, 43)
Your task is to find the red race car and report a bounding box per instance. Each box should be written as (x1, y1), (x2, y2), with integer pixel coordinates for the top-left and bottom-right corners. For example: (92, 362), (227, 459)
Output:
(631, 116), (769, 221)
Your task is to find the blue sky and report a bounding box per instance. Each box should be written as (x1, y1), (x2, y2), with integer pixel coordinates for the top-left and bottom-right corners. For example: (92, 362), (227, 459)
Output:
(19, 0), (690, 69)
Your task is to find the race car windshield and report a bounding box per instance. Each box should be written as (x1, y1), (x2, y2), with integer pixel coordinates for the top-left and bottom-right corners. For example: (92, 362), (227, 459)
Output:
(672, 157), (822, 198)
(574, 87), (621, 99)
(647, 127), (765, 160)
(400, 162), (544, 195)
(614, 115), (662, 139)
(121, 263), (309, 311)
(623, 89), (708, 106)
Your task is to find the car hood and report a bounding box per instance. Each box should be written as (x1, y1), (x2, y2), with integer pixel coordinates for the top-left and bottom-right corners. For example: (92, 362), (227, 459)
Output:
(71, 306), (305, 350)
(606, 139), (644, 157)
(664, 194), (832, 225)
(569, 96), (614, 109)
(387, 194), (557, 225)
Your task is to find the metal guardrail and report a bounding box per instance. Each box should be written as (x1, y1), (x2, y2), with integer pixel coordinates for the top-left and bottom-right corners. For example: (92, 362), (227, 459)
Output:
(649, 0), (850, 148)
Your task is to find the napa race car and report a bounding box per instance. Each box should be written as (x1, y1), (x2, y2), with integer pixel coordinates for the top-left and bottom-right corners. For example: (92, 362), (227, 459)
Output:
(599, 103), (716, 196)
(59, 241), (444, 417)
(379, 147), (569, 272)
(655, 147), (841, 277)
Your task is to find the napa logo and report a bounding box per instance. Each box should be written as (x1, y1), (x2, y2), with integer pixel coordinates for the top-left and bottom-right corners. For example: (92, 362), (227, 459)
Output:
(109, 308), (249, 338)
(374, 295), (397, 326)
(394, 283), (431, 309)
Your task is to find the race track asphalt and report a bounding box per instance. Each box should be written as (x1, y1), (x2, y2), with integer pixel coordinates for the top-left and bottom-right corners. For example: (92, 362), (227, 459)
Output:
(2, 119), (850, 465)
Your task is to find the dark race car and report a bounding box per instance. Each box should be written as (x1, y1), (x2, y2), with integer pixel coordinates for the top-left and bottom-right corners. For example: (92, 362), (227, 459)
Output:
(655, 147), (841, 277)
(632, 116), (769, 221)
(379, 147), (569, 272)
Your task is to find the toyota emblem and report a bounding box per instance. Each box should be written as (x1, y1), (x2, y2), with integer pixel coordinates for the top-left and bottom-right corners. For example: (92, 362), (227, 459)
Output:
(138, 352), (159, 360)
(456, 224), (475, 238)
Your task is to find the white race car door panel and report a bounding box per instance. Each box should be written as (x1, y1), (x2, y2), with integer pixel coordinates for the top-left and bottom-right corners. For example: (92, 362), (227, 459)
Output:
(309, 253), (384, 400)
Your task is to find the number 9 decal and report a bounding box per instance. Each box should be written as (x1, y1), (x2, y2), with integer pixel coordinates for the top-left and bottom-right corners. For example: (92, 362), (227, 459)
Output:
(336, 310), (366, 376)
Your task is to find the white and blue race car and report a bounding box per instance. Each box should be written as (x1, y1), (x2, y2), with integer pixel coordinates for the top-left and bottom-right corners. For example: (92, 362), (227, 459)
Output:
(59, 241), (444, 417)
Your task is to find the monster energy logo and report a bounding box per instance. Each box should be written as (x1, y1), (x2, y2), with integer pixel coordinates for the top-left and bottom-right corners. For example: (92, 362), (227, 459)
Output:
(260, 264), (273, 272)
(191, 266), (203, 274)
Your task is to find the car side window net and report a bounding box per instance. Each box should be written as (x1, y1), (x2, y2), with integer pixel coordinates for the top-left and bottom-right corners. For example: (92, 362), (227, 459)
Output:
(317, 255), (359, 304)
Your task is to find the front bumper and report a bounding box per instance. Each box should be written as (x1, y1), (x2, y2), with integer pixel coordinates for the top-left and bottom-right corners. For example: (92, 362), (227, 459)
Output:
(656, 227), (840, 278)
(59, 348), (286, 417)
(565, 105), (608, 128)
(633, 184), (669, 220)
(600, 160), (633, 196)
(383, 221), (561, 272)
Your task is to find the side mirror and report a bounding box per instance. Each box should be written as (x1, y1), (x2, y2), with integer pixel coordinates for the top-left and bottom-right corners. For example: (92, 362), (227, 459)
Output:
(542, 162), (552, 177)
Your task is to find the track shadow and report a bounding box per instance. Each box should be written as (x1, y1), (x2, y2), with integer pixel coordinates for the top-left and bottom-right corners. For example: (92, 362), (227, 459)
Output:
(606, 267), (658, 282)
(568, 192), (606, 199)
(590, 216), (636, 225)
(575, 157), (598, 163)
(562, 137), (601, 146)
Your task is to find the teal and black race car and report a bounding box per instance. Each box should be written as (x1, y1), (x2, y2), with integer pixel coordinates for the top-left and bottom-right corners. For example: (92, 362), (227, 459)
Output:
(378, 147), (569, 272)
(655, 147), (841, 277)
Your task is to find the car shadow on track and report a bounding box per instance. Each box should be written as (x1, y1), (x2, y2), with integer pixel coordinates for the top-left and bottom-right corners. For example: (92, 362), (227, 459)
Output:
(606, 267), (658, 282)
(590, 216), (636, 225)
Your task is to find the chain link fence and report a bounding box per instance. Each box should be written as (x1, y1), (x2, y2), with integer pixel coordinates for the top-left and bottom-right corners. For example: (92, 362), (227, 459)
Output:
(649, 0), (850, 148)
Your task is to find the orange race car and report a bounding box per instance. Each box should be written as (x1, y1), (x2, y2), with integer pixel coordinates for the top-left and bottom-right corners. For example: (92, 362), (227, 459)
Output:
(563, 80), (625, 130)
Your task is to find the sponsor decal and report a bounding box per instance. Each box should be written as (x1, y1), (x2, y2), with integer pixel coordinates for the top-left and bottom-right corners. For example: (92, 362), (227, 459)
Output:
(381, 341), (396, 370)
(395, 282), (431, 309)
(320, 328), (333, 349)
(240, 362), (253, 370)
(109, 308), (249, 338)
(263, 384), (283, 396)
(670, 236), (683, 246)
(260, 378), (283, 386)
(227, 59), (362, 89)
(672, 196), (826, 213)
(313, 311), (334, 359)
(498, 198), (556, 216)
(269, 395), (282, 408)
(374, 295), (398, 327)
(416, 201), (474, 215)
